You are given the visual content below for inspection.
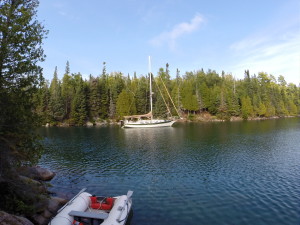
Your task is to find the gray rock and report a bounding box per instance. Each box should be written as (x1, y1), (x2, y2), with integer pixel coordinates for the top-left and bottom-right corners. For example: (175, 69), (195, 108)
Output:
(47, 197), (65, 214)
(33, 195), (49, 213)
(86, 121), (94, 126)
(0, 211), (34, 225)
(42, 209), (52, 219)
(19, 175), (41, 185)
(31, 214), (48, 225)
(18, 175), (47, 193)
(18, 166), (55, 181)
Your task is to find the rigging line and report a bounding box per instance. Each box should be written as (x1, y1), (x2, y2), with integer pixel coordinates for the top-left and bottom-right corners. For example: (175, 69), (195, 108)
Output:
(158, 75), (181, 118)
(153, 76), (172, 117)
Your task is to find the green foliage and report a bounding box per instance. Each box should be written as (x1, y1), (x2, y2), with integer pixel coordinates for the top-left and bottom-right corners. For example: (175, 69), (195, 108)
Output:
(49, 67), (64, 122)
(35, 69), (300, 123)
(257, 102), (267, 117)
(180, 80), (199, 112)
(33, 66), (299, 124)
(116, 89), (136, 118)
(153, 94), (167, 118)
(0, 0), (47, 213)
(241, 96), (254, 120)
(0, 0), (47, 167)
(61, 62), (74, 120)
(287, 99), (298, 116)
(70, 73), (87, 126)
(99, 69), (109, 119)
(135, 76), (149, 114)
(88, 76), (101, 120)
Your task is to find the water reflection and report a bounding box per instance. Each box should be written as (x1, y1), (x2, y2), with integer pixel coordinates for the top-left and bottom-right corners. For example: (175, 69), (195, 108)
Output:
(38, 118), (300, 225)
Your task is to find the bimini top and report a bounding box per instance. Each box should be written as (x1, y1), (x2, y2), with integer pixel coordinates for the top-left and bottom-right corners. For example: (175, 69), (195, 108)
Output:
(124, 111), (152, 119)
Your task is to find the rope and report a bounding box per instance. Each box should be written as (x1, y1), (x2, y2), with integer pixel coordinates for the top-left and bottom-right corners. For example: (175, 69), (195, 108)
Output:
(153, 77), (172, 117)
(118, 199), (130, 223)
(158, 75), (181, 117)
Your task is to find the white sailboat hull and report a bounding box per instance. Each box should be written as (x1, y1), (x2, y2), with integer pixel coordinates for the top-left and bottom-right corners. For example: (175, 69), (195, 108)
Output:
(123, 120), (175, 128)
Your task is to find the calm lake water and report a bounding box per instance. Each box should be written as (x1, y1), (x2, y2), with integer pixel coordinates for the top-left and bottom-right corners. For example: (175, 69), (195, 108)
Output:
(38, 118), (300, 225)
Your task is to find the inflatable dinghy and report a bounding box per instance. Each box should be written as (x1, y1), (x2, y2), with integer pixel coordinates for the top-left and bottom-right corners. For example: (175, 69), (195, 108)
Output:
(49, 188), (133, 225)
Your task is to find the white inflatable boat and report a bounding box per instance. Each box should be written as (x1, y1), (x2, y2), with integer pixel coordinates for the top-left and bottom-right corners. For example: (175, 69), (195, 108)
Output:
(49, 189), (133, 225)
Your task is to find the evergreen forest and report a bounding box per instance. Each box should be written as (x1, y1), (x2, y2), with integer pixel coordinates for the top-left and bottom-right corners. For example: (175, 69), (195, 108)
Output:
(1, 0), (299, 221)
(34, 62), (300, 126)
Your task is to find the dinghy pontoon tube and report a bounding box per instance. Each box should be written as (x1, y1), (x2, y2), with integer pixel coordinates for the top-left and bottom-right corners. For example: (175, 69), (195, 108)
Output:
(49, 189), (133, 225)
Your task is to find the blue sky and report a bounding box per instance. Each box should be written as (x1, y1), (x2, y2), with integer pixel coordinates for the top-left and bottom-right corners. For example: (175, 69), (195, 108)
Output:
(38, 0), (300, 85)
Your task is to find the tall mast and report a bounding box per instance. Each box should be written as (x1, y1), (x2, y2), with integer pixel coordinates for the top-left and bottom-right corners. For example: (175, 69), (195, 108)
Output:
(148, 56), (153, 120)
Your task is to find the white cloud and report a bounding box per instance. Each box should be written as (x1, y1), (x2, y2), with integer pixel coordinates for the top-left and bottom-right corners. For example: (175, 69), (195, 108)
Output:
(229, 32), (300, 85)
(150, 13), (204, 51)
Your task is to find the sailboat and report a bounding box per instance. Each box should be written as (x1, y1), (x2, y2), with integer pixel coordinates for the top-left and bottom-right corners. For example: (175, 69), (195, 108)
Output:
(122, 57), (177, 128)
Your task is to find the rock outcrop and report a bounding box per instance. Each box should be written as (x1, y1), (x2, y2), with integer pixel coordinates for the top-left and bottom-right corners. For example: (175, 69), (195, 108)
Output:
(9, 166), (68, 225)
(31, 196), (67, 225)
(0, 211), (34, 225)
(18, 166), (55, 181)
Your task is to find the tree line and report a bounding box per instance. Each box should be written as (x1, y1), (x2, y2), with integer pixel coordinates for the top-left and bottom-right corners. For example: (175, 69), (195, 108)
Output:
(33, 62), (300, 125)
(4, 0), (299, 217)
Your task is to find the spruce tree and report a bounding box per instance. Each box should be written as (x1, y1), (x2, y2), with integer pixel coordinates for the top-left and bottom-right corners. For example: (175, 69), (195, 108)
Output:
(70, 73), (87, 125)
(61, 61), (74, 119)
(99, 62), (109, 119)
(88, 76), (101, 120)
(241, 96), (254, 119)
(49, 66), (64, 123)
(116, 89), (136, 118)
(135, 75), (149, 114)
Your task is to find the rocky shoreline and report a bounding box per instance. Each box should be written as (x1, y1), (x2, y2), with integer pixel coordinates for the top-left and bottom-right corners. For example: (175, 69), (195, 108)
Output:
(0, 166), (67, 225)
(43, 114), (300, 127)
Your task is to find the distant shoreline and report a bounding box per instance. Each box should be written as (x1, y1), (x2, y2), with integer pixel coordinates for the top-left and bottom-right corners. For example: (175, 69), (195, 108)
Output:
(43, 114), (299, 127)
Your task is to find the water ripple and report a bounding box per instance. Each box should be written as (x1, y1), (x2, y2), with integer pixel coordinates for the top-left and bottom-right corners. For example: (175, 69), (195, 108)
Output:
(39, 118), (300, 225)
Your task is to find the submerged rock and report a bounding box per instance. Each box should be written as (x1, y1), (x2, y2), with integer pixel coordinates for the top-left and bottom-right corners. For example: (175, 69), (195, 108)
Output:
(0, 211), (33, 225)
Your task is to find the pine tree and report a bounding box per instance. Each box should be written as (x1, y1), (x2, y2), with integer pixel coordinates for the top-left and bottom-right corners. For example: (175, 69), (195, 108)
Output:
(70, 73), (87, 125)
(241, 96), (254, 119)
(108, 72), (125, 119)
(257, 102), (267, 117)
(180, 80), (198, 113)
(99, 62), (109, 119)
(116, 89), (136, 118)
(217, 89), (228, 119)
(61, 61), (74, 119)
(33, 80), (51, 123)
(135, 75), (149, 114)
(49, 66), (64, 123)
(32, 62), (300, 122)
(153, 94), (167, 118)
(88, 76), (101, 120)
